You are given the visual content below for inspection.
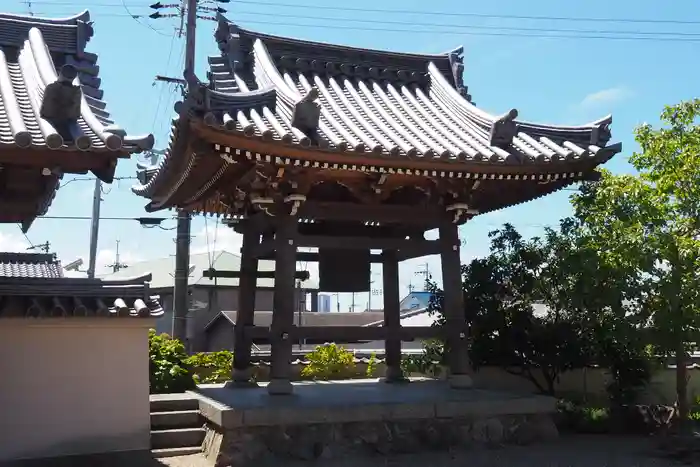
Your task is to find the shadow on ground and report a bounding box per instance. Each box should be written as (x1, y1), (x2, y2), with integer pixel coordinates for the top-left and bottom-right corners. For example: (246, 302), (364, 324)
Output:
(0, 452), (173, 467)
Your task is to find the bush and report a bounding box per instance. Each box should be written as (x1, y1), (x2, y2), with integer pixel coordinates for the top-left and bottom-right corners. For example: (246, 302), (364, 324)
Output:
(366, 353), (378, 378)
(301, 343), (356, 380)
(401, 340), (444, 377)
(149, 329), (196, 394)
(555, 400), (610, 434)
(596, 333), (652, 407)
(187, 351), (234, 384)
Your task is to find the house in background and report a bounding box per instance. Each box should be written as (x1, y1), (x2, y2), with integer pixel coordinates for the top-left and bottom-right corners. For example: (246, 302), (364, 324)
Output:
(102, 250), (318, 351)
(203, 292), (439, 352)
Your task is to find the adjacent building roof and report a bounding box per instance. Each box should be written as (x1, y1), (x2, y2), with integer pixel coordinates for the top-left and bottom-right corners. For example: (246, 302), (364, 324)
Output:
(0, 252), (64, 278)
(206, 310), (386, 331)
(0, 10), (154, 229)
(0, 272), (163, 318)
(101, 250), (319, 290)
(134, 14), (621, 214)
(0, 10), (154, 154)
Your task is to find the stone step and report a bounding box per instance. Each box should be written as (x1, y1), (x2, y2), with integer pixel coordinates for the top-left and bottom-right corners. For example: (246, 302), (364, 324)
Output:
(151, 446), (203, 458)
(150, 394), (199, 413)
(151, 427), (206, 450)
(151, 410), (202, 430)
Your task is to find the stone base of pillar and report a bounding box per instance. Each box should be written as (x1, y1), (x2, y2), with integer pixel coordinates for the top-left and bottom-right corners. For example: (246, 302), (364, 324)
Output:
(381, 366), (409, 384)
(224, 368), (258, 389)
(267, 378), (294, 395)
(448, 373), (474, 389)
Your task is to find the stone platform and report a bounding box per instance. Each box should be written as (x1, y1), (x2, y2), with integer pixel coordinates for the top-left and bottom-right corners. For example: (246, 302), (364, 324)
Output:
(190, 378), (559, 466)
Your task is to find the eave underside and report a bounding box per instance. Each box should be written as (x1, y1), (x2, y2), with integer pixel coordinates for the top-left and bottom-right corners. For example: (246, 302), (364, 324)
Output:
(139, 131), (614, 229)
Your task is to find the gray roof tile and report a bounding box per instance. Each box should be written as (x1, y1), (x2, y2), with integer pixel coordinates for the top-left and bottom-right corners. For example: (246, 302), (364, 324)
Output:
(134, 15), (621, 199)
(211, 310), (387, 330)
(0, 10), (154, 152)
(0, 252), (64, 278)
(0, 272), (163, 318)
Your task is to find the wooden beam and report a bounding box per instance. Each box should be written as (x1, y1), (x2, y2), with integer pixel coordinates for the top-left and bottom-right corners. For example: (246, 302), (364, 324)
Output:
(296, 235), (439, 253)
(257, 251), (385, 263)
(298, 201), (449, 225)
(203, 268), (310, 281)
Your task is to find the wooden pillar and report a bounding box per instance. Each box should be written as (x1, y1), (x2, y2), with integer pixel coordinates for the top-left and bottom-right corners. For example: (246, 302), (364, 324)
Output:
(382, 250), (406, 382)
(268, 214), (298, 395)
(439, 222), (473, 388)
(229, 226), (259, 386)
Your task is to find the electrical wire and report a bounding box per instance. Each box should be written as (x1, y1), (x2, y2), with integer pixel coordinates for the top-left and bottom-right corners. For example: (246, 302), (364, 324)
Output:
(151, 33), (179, 132)
(213, 10), (700, 39)
(29, 0), (700, 25)
(23, 2), (700, 42)
(120, 0), (172, 36)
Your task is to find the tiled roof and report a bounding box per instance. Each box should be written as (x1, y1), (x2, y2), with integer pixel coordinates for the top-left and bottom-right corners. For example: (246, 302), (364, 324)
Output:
(0, 272), (163, 318)
(101, 250), (319, 290)
(0, 252), (64, 278)
(0, 10), (154, 153)
(134, 15), (620, 199)
(207, 310), (386, 331)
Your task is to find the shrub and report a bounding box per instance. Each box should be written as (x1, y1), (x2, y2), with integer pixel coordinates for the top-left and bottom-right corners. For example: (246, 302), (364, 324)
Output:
(401, 340), (444, 377)
(366, 353), (378, 378)
(187, 351), (234, 384)
(149, 329), (196, 394)
(555, 400), (610, 434)
(596, 333), (653, 407)
(301, 343), (356, 380)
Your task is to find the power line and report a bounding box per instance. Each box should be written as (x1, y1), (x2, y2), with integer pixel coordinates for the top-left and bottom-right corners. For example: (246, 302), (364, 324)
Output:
(59, 175), (138, 188)
(23, 10), (700, 43)
(28, 0), (700, 25)
(37, 215), (170, 221)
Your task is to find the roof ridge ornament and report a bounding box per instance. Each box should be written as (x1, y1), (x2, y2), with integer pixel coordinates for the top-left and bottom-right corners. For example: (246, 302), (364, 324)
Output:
(292, 87), (321, 145)
(489, 109), (520, 149)
(40, 64), (89, 149)
(215, 15), (244, 71)
(448, 49), (472, 103)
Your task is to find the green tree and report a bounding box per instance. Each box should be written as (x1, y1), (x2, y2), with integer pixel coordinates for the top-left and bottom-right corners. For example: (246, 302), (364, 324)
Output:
(427, 218), (649, 399)
(573, 99), (700, 430)
(428, 221), (602, 395)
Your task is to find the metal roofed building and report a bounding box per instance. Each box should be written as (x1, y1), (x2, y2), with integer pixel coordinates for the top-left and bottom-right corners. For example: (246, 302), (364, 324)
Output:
(0, 10), (154, 230)
(102, 250), (318, 351)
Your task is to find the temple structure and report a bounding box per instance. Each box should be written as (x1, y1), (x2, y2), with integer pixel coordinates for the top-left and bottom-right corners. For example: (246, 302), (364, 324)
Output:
(134, 14), (621, 395)
(0, 10), (154, 230)
(0, 11), (161, 461)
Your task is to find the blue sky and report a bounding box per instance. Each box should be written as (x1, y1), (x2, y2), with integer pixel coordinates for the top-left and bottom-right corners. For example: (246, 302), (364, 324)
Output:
(2, 0), (699, 311)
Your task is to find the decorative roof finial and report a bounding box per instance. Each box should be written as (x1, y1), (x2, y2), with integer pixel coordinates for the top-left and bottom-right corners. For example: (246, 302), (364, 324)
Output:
(489, 109), (519, 149)
(292, 87), (321, 144)
(40, 64), (82, 125)
(215, 16), (244, 70)
(448, 48), (472, 102)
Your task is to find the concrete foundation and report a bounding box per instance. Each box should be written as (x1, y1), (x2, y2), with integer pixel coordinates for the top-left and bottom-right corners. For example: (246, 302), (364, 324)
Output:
(190, 378), (559, 466)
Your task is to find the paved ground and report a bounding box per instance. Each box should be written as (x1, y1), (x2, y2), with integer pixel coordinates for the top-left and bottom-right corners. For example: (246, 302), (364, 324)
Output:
(158, 435), (694, 467)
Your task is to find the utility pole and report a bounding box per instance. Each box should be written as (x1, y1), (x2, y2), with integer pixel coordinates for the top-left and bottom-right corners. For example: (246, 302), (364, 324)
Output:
(172, 211), (192, 344)
(23, 0), (34, 16)
(415, 262), (431, 291)
(170, 0), (198, 345)
(27, 242), (50, 253)
(107, 240), (129, 273)
(87, 179), (101, 278)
